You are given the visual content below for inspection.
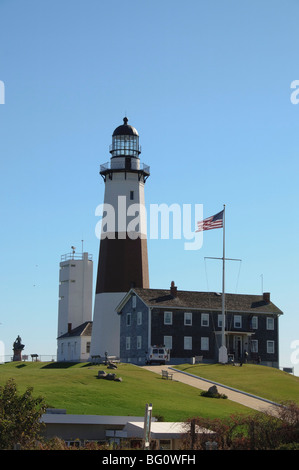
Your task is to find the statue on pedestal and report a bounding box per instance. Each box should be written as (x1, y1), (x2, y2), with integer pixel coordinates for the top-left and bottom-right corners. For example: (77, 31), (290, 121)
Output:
(13, 335), (25, 361)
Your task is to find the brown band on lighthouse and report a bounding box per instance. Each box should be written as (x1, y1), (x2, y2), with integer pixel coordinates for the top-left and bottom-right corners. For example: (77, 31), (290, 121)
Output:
(96, 234), (149, 294)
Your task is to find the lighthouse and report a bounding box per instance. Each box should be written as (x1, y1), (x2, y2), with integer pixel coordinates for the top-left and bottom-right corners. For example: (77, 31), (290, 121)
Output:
(90, 117), (150, 358)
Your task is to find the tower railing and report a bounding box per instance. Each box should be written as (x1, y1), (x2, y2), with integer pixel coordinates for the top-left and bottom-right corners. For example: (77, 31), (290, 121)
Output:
(100, 161), (150, 174)
(60, 253), (93, 262)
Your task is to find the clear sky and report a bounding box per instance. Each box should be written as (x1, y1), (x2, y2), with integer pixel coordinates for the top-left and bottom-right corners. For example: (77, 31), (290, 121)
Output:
(0, 0), (298, 374)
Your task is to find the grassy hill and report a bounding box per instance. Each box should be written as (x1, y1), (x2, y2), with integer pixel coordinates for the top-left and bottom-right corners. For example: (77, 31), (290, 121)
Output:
(174, 363), (299, 404)
(0, 362), (298, 422)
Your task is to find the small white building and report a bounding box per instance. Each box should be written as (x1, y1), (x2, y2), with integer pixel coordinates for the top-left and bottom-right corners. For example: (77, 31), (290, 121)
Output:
(57, 249), (93, 362)
(57, 321), (92, 362)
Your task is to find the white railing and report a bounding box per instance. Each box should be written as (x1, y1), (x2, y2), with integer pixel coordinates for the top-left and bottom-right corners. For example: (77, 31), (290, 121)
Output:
(100, 161), (150, 174)
(1, 355), (57, 363)
(61, 253), (93, 262)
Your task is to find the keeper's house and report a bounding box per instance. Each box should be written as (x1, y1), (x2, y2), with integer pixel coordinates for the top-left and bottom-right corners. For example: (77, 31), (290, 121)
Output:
(116, 282), (283, 368)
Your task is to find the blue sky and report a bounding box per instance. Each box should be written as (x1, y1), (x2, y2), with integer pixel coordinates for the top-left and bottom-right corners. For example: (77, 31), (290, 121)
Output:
(0, 0), (298, 374)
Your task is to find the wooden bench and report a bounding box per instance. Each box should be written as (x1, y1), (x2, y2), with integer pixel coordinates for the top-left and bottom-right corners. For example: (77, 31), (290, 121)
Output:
(194, 355), (203, 363)
(162, 370), (173, 380)
(91, 355), (101, 364)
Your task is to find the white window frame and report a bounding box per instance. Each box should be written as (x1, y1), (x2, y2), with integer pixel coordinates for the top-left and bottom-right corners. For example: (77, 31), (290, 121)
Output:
(164, 311), (173, 325)
(218, 314), (223, 328)
(137, 311), (142, 325)
(126, 337), (131, 350)
(267, 317), (274, 330)
(164, 336), (172, 350)
(184, 336), (192, 350)
(137, 336), (142, 349)
(201, 337), (209, 350)
(251, 339), (258, 353)
(201, 313), (209, 327)
(132, 295), (136, 309)
(184, 312), (192, 326)
(251, 316), (258, 329)
(126, 313), (131, 327)
(234, 315), (242, 328)
(267, 340), (275, 354)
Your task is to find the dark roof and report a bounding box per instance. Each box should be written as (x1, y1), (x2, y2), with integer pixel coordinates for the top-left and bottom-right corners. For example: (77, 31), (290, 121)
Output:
(112, 117), (139, 137)
(119, 288), (283, 315)
(57, 321), (93, 339)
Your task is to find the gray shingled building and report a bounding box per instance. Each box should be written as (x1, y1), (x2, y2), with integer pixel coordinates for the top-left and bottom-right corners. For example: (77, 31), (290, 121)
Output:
(116, 282), (283, 367)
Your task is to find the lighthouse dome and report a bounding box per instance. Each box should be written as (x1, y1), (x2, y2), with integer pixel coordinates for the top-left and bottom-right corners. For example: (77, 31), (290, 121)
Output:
(112, 117), (139, 137)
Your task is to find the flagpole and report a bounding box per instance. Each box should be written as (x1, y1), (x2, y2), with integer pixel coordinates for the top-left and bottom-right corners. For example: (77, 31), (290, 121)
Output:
(221, 204), (226, 350)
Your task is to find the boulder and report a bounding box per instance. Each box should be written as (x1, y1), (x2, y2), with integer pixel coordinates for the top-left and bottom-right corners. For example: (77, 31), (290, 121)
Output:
(98, 370), (107, 378)
(208, 385), (218, 395)
(105, 373), (116, 380)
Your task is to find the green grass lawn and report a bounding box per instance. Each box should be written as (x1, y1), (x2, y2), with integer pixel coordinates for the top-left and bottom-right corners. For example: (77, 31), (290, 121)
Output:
(0, 361), (251, 422)
(174, 363), (299, 404)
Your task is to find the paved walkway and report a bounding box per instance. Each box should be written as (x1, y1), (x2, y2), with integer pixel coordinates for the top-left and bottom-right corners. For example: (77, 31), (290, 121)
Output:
(143, 365), (281, 416)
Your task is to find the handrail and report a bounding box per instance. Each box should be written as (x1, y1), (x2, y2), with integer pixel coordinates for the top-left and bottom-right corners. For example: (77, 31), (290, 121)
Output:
(60, 253), (93, 262)
(100, 161), (150, 174)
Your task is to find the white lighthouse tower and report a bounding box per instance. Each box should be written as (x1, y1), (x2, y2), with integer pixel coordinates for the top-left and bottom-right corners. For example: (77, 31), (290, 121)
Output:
(57, 248), (93, 361)
(90, 117), (150, 358)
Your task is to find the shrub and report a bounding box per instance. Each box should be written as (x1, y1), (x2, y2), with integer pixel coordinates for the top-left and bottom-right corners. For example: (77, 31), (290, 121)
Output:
(182, 401), (299, 450)
(0, 378), (47, 450)
(200, 390), (227, 399)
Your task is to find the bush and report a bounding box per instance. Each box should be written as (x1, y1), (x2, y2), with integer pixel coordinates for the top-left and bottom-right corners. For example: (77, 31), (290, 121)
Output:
(0, 378), (47, 450)
(182, 401), (299, 450)
(277, 442), (299, 450)
(200, 390), (227, 399)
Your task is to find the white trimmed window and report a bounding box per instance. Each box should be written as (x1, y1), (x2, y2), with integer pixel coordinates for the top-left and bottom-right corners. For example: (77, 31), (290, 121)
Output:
(137, 311), (142, 325)
(234, 315), (242, 328)
(201, 313), (209, 327)
(132, 295), (136, 308)
(184, 312), (192, 326)
(251, 339), (258, 353)
(184, 336), (192, 350)
(251, 316), (258, 329)
(137, 336), (142, 349)
(267, 317), (274, 330)
(267, 340), (275, 354)
(164, 336), (172, 350)
(126, 337), (131, 350)
(126, 313), (131, 326)
(201, 337), (209, 350)
(164, 311), (173, 325)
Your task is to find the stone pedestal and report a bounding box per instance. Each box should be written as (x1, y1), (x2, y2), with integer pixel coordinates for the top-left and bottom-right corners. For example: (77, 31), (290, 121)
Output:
(13, 349), (22, 361)
(12, 336), (25, 362)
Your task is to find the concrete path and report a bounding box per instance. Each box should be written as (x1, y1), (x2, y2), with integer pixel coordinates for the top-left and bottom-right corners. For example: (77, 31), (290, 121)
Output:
(143, 365), (281, 416)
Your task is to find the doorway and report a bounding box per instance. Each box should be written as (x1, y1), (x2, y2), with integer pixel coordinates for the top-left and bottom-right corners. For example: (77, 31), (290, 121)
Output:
(234, 336), (242, 360)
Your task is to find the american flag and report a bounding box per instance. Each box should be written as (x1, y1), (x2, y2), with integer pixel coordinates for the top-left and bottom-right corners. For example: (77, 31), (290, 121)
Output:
(196, 210), (224, 232)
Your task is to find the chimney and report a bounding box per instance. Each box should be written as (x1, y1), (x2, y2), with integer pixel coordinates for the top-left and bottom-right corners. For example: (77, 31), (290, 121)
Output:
(68, 323), (72, 333)
(170, 281), (177, 297)
(263, 292), (270, 303)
